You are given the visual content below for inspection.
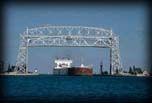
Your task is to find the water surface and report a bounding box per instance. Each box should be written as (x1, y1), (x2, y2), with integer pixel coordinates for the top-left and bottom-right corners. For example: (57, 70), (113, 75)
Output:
(1, 75), (152, 102)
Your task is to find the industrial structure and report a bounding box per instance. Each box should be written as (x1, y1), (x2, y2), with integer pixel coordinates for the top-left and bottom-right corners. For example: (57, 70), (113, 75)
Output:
(100, 61), (103, 75)
(15, 25), (123, 75)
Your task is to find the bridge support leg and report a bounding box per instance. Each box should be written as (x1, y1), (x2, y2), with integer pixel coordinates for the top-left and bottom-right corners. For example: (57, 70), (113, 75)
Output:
(26, 45), (28, 73)
(110, 48), (112, 75)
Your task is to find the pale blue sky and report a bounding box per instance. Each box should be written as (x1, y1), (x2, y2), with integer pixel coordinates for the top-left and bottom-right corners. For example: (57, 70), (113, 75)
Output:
(4, 3), (148, 74)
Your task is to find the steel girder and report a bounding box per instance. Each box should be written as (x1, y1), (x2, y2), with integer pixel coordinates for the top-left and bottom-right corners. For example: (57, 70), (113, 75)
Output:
(15, 26), (122, 75)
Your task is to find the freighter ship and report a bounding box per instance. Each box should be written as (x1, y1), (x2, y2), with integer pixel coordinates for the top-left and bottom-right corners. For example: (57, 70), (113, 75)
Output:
(53, 58), (93, 76)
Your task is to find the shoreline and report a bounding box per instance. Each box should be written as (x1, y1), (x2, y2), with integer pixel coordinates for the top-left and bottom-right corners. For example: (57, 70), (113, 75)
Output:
(0, 72), (39, 76)
(0, 73), (151, 77)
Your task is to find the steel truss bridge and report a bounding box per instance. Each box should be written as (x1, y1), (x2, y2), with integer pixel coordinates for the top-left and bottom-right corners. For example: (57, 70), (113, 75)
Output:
(15, 25), (123, 75)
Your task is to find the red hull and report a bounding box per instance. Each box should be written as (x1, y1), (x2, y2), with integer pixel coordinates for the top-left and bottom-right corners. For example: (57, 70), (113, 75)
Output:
(68, 67), (93, 76)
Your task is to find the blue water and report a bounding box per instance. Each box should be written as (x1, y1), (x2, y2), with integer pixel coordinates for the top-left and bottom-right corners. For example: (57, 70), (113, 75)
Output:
(1, 75), (152, 102)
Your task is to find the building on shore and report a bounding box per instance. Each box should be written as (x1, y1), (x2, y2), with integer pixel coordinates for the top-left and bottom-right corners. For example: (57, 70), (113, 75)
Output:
(136, 70), (150, 77)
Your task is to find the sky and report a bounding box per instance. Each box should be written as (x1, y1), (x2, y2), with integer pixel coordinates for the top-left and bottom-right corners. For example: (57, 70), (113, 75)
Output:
(4, 3), (148, 74)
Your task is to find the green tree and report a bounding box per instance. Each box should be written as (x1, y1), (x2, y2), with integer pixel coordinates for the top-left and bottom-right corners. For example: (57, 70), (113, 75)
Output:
(134, 68), (143, 74)
(103, 71), (108, 75)
(129, 67), (133, 74)
(116, 69), (119, 74)
(7, 64), (12, 72)
(132, 65), (136, 74)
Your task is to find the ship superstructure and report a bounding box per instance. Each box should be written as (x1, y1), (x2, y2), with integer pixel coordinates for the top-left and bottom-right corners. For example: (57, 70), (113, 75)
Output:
(53, 58), (72, 75)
